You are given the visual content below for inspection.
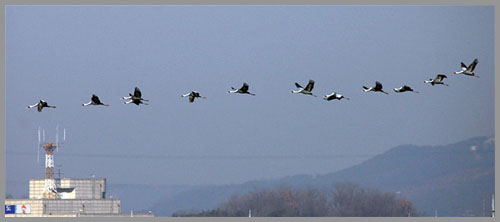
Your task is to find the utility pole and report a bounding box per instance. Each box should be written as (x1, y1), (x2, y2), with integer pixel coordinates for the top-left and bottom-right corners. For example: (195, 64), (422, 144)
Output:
(56, 169), (63, 179)
(492, 194), (495, 217)
(55, 165), (63, 179)
(483, 198), (486, 216)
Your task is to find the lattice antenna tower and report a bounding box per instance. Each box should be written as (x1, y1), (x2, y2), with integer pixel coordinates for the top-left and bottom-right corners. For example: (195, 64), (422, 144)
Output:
(36, 126), (66, 199)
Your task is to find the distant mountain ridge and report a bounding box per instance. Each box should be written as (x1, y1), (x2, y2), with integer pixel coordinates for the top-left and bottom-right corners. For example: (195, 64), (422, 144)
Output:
(308, 136), (495, 216)
(113, 136), (494, 217)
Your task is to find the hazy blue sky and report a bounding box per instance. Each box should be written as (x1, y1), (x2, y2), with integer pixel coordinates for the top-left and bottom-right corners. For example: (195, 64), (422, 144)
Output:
(6, 6), (494, 196)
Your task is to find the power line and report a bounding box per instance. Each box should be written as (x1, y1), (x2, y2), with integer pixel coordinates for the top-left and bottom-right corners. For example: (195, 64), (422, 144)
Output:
(6, 151), (376, 160)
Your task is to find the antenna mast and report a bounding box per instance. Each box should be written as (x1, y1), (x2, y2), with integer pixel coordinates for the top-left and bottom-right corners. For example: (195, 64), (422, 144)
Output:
(37, 127), (41, 163)
(41, 142), (59, 199)
(36, 126), (66, 199)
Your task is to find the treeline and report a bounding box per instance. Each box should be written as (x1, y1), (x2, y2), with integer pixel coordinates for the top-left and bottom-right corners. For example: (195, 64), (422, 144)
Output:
(172, 182), (420, 217)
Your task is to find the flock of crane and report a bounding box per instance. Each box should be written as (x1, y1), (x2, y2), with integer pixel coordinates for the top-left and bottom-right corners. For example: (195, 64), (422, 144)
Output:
(26, 58), (479, 112)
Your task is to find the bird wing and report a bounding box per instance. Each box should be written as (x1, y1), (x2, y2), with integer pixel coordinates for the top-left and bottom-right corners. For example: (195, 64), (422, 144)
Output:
(91, 94), (101, 104)
(189, 95), (195, 103)
(304, 80), (315, 92)
(436, 74), (447, 81)
(134, 87), (142, 98)
(192, 91), (200, 97)
(295, 82), (303, 89)
(324, 92), (334, 100)
(461, 62), (467, 69)
(468, 59), (478, 71)
(402, 85), (412, 91)
(37, 105), (43, 112)
(375, 81), (383, 90)
(240, 83), (249, 92)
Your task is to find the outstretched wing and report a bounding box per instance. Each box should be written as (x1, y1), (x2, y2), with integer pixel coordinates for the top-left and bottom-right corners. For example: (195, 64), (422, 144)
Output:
(374, 81), (383, 91)
(304, 80), (315, 92)
(325, 93), (336, 101)
(402, 85), (412, 91)
(134, 87), (142, 98)
(192, 91), (200, 97)
(295, 82), (303, 89)
(240, 83), (249, 93)
(91, 94), (101, 104)
(436, 74), (447, 81)
(468, 58), (478, 71)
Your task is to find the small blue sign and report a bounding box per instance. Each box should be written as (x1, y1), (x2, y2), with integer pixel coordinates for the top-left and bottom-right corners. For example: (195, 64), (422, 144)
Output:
(5, 205), (16, 214)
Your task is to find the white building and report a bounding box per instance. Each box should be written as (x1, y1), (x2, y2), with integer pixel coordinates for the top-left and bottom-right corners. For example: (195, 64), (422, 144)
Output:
(5, 178), (153, 217)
